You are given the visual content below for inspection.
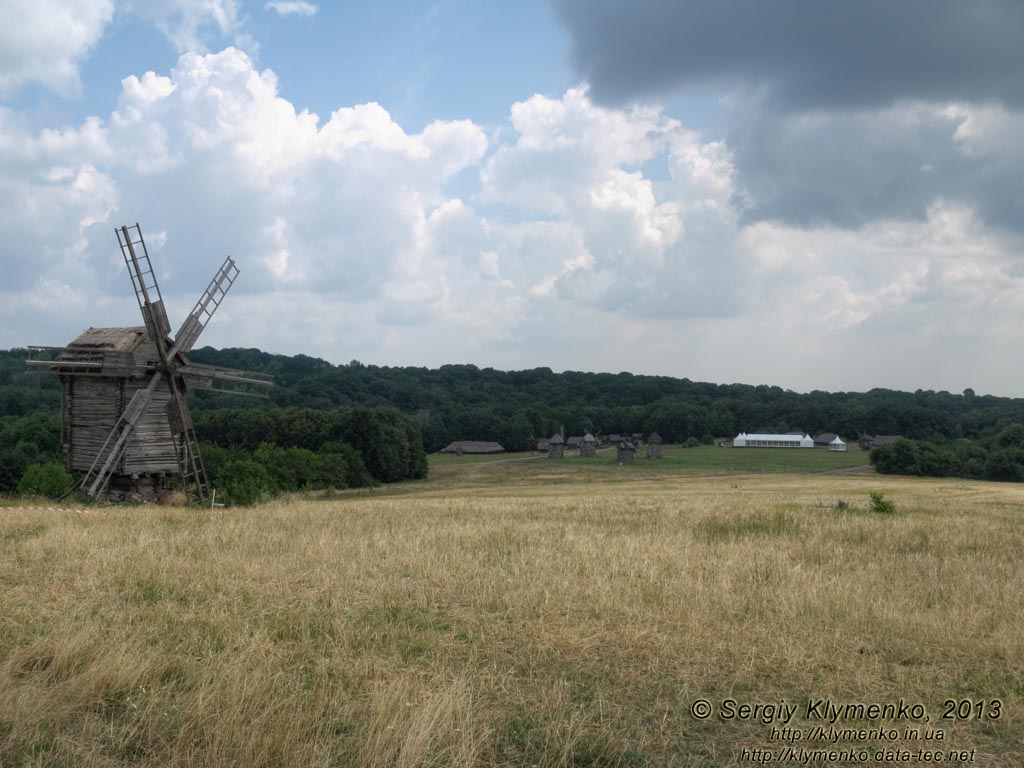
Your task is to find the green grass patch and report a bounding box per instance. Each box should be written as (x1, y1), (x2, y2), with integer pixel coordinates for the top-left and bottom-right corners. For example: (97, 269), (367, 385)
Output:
(440, 444), (870, 474)
(424, 445), (872, 494)
(429, 451), (542, 465)
(641, 444), (870, 473)
(694, 509), (800, 542)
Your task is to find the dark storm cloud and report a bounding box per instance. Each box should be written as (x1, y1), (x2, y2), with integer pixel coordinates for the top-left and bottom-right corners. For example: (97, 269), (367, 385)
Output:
(729, 104), (969, 229)
(728, 101), (1024, 233)
(552, 0), (1024, 110)
(554, 0), (1024, 232)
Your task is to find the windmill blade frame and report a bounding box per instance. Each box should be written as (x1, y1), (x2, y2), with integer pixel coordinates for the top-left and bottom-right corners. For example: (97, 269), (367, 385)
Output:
(159, 255), (243, 505)
(117, 224), (207, 502)
(180, 362), (274, 398)
(118, 224), (171, 341)
(168, 388), (210, 506)
(173, 256), (239, 355)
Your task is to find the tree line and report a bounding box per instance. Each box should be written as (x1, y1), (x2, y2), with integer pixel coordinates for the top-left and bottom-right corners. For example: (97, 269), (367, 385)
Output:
(4, 346), (1024, 487)
(870, 425), (1024, 482)
(0, 404), (427, 505)
(178, 349), (1024, 451)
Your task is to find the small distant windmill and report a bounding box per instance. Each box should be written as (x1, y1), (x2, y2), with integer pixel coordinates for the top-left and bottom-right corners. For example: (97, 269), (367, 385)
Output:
(28, 224), (272, 504)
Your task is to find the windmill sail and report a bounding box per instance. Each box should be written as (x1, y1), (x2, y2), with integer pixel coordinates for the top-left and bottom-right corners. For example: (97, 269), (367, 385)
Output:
(174, 256), (239, 354)
(161, 256), (242, 505)
(118, 225), (171, 341)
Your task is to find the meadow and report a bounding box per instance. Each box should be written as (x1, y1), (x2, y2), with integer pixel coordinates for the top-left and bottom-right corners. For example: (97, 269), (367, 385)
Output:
(1, 451), (1021, 766)
(428, 444), (871, 473)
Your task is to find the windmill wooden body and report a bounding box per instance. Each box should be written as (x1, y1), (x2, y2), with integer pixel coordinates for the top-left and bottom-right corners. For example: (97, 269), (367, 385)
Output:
(28, 224), (271, 504)
(548, 433), (564, 459)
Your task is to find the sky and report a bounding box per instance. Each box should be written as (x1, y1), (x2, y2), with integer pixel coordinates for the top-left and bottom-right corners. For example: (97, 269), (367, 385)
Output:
(2, 1), (1023, 396)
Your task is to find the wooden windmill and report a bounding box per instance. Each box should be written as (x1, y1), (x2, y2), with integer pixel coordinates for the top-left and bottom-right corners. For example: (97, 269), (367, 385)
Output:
(28, 224), (271, 504)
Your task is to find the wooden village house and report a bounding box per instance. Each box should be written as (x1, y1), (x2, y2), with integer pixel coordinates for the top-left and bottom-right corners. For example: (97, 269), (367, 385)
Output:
(617, 440), (636, 463)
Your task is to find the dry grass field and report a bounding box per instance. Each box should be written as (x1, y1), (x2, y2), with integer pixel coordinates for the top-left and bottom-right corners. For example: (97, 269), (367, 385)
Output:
(1, 460), (1022, 766)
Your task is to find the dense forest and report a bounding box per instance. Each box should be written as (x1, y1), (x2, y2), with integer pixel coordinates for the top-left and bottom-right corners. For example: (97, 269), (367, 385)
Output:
(3, 345), (1024, 495)
(164, 348), (1024, 449)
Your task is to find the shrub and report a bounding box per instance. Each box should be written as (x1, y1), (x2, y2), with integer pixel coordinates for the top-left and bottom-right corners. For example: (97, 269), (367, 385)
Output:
(918, 447), (961, 477)
(17, 462), (73, 499)
(869, 491), (896, 514)
(0, 447), (30, 493)
(871, 439), (920, 475)
(984, 449), (1024, 482)
(322, 442), (376, 488)
(313, 452), (349, 489)
(686, 437), (700, 448)
(217, 460), (272, 506)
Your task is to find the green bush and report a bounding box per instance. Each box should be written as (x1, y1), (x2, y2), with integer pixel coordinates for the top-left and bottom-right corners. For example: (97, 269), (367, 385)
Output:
(685, 437), (700, 448)
(869, 491), (896, 514)
(984, 449), (1024, 482)
(17, 462), (73, 499)
(918, 447), (961, 477)
(0, 446), (31, 492)
(322, 441), (375, 488)
(871, 439), (920, 475)
(217, 460), (272, 506)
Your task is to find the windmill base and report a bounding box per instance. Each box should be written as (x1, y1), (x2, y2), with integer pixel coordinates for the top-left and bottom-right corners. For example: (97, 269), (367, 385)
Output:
(103, 474), (176, 503)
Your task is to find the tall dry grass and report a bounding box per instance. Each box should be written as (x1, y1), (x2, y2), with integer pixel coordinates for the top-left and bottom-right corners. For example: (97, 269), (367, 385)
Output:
(1, 472), (1022, 766)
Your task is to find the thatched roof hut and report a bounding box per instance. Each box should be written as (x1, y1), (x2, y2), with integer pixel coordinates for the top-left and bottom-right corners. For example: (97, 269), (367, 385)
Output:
(441, 441), (505, 454)
(548, 433), (564, 459)
(579, 432), (597, 458)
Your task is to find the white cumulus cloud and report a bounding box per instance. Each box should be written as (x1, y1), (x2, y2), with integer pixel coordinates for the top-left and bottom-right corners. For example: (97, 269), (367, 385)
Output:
(264, 1), (318, 17)
(0, 0), (114, 95)
(3, 49), (1024, 394)
(122, 0), (246, 53)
